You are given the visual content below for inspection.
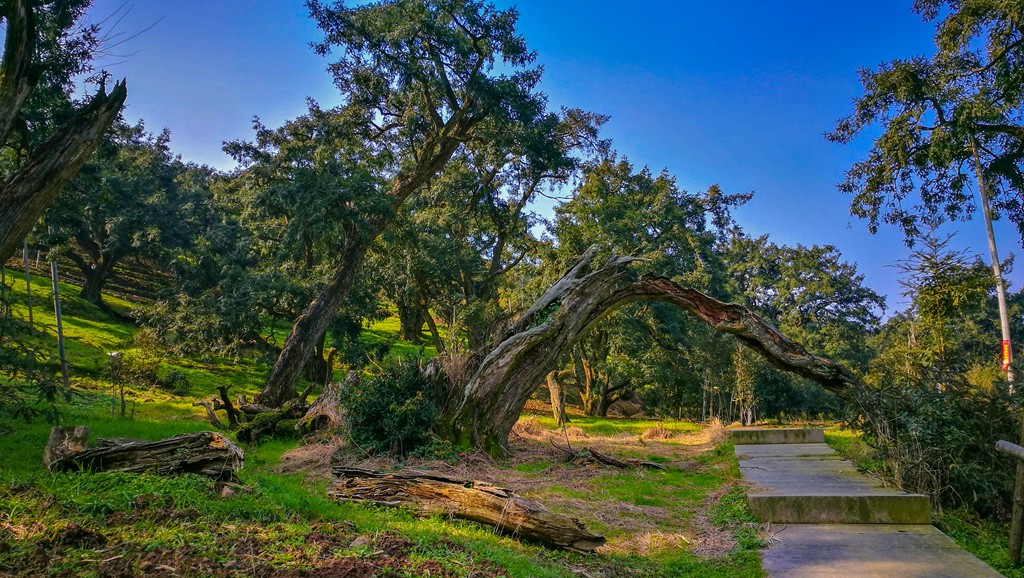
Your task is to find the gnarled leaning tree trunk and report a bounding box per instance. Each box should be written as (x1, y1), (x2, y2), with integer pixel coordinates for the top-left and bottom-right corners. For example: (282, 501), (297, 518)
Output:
(257, 124), (473, 408)
(440, 246), (867, 455)
(0, 0), (128, 264)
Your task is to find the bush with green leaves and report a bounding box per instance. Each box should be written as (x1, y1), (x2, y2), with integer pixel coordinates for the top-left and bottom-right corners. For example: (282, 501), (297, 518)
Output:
(158, 368), (192, 396)
(340, 357), (442, 456)
(851, 376), (1018, 519)
(102, 351), (159, 388)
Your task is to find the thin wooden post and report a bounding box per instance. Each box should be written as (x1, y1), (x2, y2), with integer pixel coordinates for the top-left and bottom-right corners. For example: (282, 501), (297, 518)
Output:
(22, 239), (32, 326)
(49, 250), (69, 389)
(996, 438), (1024, 564)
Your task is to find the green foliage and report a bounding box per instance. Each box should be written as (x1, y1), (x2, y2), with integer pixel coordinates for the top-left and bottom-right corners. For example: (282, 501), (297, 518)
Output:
(851, 375), (1018, 518)
(102, 351), (159, 388)
(828, 0), (1024, 242)
(408, 433), (463, 461)
(157, 368), (193, 396)
(341, 357), (442, 455)
(41, 119), (214, 307)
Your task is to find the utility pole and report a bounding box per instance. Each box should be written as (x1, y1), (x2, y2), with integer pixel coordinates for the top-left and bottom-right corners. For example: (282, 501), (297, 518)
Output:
(973, 134), (1024, 561)
(970, 134), (1014, 384)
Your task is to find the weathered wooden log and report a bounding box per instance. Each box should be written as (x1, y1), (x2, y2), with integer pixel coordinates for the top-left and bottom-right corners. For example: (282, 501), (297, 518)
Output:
(217, 398), (274, 416)
(328, 467), (606, 552)
(588, 448), (667, 470)
(45, 428), (244, 480)
(42, 426), (90, 469)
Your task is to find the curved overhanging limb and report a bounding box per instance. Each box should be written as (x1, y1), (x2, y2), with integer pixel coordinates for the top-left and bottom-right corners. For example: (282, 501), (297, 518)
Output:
(441, 246), (866, 454)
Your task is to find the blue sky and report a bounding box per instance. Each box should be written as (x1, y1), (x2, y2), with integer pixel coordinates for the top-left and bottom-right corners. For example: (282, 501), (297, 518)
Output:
(88, 0), (1024, 312)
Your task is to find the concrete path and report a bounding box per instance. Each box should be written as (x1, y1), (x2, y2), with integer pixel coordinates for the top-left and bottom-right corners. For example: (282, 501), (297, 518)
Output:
(732, 428), (1003, 578)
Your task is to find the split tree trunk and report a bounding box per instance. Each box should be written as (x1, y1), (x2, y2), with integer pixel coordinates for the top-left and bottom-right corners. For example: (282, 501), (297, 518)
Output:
(441, 246), (867, 454)
(329, 467), (606, 552)
(0, 0), (127, 265)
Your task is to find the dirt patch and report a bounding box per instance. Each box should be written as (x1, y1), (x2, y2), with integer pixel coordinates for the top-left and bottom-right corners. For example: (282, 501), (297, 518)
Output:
(137, 548), (232, 577)
(44, 522), (107, 550)
(274, 558), (378, 578)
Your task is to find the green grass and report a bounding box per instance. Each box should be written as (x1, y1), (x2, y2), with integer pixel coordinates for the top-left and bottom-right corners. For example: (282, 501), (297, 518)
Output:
(3, 265), (135, 375)
(935, 509), (1024, 578)
(656, 484), (764, 578)
(361, 315), (444, 359)
(533, 415), (702, 437)
(0, 272), (769, 577)
(824, 427), (884, 473)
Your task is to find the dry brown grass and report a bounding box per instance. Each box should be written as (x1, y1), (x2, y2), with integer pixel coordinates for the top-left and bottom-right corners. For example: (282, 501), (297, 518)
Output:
(640, 426), (673, 441)
(278, 436), (347, 479)
(511, 415), (543, 436)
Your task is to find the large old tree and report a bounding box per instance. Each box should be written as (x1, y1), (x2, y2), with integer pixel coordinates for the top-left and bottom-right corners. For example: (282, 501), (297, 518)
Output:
(258, 0), (555, 406)
(439, 246), (866, 454)
(0, 0), (127, 264)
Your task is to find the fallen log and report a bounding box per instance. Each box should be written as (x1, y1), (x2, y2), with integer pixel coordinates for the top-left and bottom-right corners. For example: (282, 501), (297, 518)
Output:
(328, 467), (605, 552)
(45, 428), (244, 481)
(216, 398), (275, 416)
(588, 448), (667, 470)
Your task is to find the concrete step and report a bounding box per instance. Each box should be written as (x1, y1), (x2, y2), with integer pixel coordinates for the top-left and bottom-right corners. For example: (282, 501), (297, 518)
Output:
(748, 492), (932, 524)
(738, 442), (931, 525)
(730, 427), (825, 445)
(762, 524), (1003, 577)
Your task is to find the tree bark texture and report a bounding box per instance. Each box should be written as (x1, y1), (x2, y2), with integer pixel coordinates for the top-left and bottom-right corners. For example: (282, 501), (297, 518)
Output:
(44, 428), (244, 480)
(443, 246), (867, 454)
(0, 0), (128, 264)
(546, 370), (569, 426)
(397, 299), (424, 343)
(329, 467), (606, 552)
(296, 370), (356, 433)
(42, 425), (90, 469)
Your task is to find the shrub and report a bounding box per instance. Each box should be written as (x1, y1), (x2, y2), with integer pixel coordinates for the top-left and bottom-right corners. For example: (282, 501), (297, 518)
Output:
(340, 357), (442, 456)
(102, 351), (159, 387)
(851, 377), (1018, 519)
(158, 369), (192, 396)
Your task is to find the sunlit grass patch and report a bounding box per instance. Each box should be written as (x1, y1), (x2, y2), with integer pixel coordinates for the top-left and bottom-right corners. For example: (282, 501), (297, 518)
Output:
(824, 427), (884, 473)
(533, 415), (701, 437)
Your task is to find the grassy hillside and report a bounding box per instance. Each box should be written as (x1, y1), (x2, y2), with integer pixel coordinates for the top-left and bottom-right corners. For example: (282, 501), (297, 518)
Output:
(0, 275), (766, 578)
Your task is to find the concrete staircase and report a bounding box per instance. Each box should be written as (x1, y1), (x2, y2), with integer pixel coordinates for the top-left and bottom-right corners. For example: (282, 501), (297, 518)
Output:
(733, 430), (930, 524)
(732, 427), (1003, 577)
